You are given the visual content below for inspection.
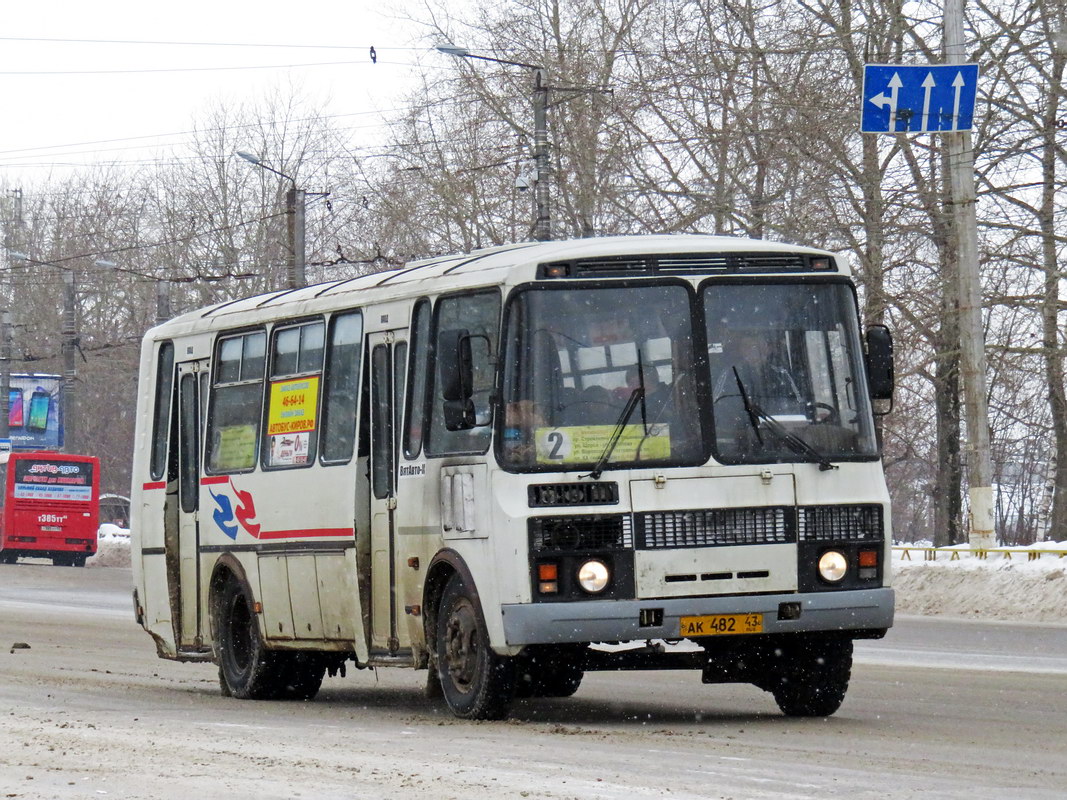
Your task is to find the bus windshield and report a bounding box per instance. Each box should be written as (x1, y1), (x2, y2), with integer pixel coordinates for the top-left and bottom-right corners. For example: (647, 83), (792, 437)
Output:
(500, 283), (705, 470)
(500, 279), (878, 472)
(705, 281), (878, 464)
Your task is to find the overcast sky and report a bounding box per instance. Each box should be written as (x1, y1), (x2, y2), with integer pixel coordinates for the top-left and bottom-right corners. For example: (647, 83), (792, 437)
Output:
(0, 1), (436, 181)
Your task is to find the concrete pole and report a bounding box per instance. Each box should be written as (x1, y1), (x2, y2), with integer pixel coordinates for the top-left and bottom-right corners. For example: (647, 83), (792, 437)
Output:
(532, 68), (552, 242)
(0, 309), (10, 441)
(62, 269), (77, 454)
(156, 279), (172, 325)
(286, 185), (307, 289)
(945, 0), (995, 549)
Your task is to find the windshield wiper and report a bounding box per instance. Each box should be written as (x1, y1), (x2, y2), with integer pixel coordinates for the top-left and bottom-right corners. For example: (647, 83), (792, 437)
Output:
(733, 369), (838, 471)
(583, 386), (645, 480)
(733, 368), (763, 446)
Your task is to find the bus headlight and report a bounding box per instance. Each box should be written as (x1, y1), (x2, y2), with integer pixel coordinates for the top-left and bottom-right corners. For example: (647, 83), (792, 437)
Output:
(817, 550), (848, 583)
(577, 559), (610, 593)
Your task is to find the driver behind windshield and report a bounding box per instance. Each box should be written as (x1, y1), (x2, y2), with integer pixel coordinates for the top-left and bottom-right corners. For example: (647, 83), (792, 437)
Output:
(713, 330), (805, 415)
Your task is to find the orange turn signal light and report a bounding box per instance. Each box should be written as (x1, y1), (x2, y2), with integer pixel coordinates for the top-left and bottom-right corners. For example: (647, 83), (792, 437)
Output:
(858, 549), (879, 568)
(538, 563), (558, 581)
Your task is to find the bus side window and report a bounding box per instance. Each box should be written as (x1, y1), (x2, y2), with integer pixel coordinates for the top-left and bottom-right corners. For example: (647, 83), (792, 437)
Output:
(426, 291), (500, 457)
(263, 319), (326, 469)
(206, 331), (266, 474)
(320, 311), (363, 464)
(403, 298), (431, 459)
(150, 341), (175, 481)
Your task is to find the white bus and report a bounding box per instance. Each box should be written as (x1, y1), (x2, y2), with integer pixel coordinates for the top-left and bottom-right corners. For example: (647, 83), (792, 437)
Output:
(130, 234), (895, 720)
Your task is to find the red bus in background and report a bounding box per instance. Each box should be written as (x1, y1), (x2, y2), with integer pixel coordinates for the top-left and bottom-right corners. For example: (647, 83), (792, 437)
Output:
(0, 452), (100, 567)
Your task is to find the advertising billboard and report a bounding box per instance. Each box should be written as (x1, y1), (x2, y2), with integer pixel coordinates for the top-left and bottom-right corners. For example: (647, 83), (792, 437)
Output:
(8, 374), (63, 451)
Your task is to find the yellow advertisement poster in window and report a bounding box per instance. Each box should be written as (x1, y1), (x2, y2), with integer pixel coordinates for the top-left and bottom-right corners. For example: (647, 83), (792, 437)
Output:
(534, 424), (670, 464)
(267, 376), (320, 435)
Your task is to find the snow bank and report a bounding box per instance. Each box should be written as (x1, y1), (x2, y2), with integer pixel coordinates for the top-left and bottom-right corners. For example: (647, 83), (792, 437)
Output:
(86, 525), (132, 569)
(894, 545), (1067, 623)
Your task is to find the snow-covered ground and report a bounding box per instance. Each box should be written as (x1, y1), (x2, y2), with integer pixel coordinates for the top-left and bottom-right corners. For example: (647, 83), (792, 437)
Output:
(892, 542), (1067, 623)
(86, 531), (1067, 624)
(85, 524), (132, 569)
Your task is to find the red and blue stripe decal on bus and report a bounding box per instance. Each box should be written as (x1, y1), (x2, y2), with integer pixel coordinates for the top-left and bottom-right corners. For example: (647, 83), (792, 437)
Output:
(202, 476), (349, 541)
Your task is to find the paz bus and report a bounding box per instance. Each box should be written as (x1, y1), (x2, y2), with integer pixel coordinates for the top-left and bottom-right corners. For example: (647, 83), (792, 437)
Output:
(0, 452), (100, 566)
(130, 234), (895, 720)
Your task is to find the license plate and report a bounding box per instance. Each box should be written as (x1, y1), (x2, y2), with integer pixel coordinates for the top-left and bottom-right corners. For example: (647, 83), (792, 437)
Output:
(679, 613), (763, 637)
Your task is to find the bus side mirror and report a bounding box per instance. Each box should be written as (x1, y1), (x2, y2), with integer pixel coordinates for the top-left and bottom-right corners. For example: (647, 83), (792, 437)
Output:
(440, 328), (476, 431)
(865, 325), (894, 405)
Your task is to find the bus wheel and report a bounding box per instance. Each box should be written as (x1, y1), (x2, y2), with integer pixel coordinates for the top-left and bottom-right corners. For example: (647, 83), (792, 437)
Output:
(0, 550), (17, 564)
(216, 578), (283, 699)
(515, 645), (585, 698)
(52, 554), (71, 567)
(767, 637), (852, 717)
(435, 573), (515, 720)
(72, 555), (87, 568)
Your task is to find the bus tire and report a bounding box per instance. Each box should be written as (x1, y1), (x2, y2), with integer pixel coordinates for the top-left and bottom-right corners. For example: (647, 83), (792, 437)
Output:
(215, 577), (284, 700)
(767, 637), (852, 718)
(72, 554), (87, 568)
(1, 550), (18, 564)
(435, 573), (515, 720)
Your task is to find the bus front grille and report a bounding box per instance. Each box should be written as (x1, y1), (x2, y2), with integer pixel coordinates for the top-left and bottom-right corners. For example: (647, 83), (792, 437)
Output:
(636, 506), (794, 549)
(798, 504), (884, 541)
(529, 514), (633, 552)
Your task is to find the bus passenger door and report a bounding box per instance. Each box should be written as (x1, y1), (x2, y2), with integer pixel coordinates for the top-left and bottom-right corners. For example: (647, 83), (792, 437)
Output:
(175, 359), (207, 649)
(367, 330), (408, 655)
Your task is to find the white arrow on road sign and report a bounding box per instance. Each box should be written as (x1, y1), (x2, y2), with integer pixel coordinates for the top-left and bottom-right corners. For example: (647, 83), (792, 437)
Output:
(951, 71), (967, 132)
(867, 72), (903, 131)
(920, 72), (936, 132)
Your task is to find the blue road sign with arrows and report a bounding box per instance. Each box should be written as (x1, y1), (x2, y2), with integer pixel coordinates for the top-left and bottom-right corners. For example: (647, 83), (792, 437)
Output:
(861, 64), (979, 134)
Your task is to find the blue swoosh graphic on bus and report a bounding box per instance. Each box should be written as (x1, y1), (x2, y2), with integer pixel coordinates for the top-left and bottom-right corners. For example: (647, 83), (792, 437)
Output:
(209, 489), (238, 539)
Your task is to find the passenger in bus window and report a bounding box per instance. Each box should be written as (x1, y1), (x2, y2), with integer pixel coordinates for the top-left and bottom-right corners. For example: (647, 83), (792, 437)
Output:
(621, 364), (669, 411)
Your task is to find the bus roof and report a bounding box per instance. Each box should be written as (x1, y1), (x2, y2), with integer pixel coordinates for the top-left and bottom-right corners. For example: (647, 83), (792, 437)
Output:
(147, 234), (844, 339)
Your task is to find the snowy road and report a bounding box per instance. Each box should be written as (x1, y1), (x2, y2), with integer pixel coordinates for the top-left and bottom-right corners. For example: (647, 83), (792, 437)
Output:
(857, 615), (1067, 674)
(1, 564), (1065, 799)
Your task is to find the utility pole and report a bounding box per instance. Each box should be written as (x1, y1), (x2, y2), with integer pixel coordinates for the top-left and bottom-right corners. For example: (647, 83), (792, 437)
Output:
(237, 152), (307, 290)
(1, 190), (22, 444)
(286, 186), (306, 288)
(436, 46), (554, 241)
(532, 68), (551, 242)
(0, 310), (10, 441)
(62, 269), (77, 454)
(945, 0), (995, 549)
(156, 279), (172, 325)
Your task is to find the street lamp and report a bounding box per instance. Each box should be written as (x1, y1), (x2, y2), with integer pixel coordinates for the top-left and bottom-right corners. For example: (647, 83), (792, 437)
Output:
(436, 44), (552, 242)
(7, 251), (115, 454)
(237, 151), (306, 290)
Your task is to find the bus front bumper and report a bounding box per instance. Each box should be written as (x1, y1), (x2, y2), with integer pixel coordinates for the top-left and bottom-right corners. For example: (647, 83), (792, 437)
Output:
(500, 587), (894, 646)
